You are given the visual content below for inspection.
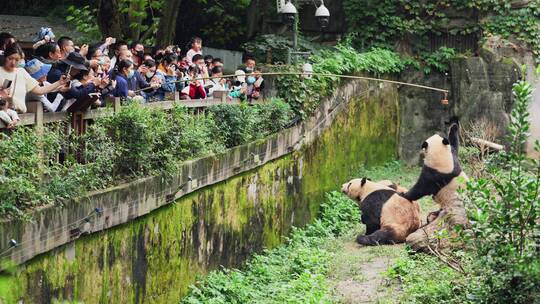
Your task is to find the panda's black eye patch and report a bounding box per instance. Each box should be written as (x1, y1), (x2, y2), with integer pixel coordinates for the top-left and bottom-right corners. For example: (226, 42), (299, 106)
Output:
(421, 141), (428, 149)
(442, 138), (450, 145)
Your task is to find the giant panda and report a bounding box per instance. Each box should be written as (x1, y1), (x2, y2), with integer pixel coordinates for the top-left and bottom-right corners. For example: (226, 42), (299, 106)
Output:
(341, 178), (421, 245)
(400, 122), (468, 204)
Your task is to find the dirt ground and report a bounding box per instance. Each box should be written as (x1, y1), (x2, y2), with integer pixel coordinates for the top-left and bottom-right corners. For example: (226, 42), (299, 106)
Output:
(327, 238), (404, 304)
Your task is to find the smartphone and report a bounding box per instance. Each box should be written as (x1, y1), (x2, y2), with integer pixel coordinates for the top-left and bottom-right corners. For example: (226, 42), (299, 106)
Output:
(65, 65), (72, 77)
(111, 38), (117, 44)
(2, 79), (12, 89)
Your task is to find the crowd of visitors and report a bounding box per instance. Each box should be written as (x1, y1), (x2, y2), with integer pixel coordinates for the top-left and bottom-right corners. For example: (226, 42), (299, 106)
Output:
(0, 29), (265, 129)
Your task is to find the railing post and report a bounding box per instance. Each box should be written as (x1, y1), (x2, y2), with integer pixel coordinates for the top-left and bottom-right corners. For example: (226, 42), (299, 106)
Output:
(114, 97), (121, 114)
(174, 91), (180, 102)
(35, 101), (43, 136)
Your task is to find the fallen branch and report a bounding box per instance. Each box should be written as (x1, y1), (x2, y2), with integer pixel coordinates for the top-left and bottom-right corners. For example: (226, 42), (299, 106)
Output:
(471, 137), (504, 151)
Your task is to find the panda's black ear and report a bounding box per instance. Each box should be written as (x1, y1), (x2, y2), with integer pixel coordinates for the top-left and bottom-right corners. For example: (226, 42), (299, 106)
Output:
(361, 178), (367, 186)
(442, 138), (450, 145)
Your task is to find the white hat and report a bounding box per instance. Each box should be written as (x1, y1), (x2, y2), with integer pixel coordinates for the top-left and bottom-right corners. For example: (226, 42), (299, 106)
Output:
(235, 70), (246, 83)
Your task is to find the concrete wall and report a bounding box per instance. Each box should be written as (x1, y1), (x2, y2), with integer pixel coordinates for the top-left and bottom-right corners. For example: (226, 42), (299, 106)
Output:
(203, 47), (244, 72)
(0, 80), (399, 304)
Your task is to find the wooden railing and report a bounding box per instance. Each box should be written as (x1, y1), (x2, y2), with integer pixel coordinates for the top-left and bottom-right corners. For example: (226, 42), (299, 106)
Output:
(18, 92), (250, 129)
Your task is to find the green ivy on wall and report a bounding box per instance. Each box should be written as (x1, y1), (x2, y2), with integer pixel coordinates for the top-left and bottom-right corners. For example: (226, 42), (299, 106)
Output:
(343, 0), (540, 60)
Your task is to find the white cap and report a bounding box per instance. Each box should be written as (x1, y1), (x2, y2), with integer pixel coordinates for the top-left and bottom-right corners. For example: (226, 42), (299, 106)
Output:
(235, 70), (246, 83)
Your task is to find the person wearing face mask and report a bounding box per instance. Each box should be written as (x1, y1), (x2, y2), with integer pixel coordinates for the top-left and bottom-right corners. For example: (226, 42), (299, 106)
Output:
(0, 43), (67, 113)
(207, 66), (228, 98)
(139, 59), (163, 101)
(247, 67), (264, 102)
(239, 54), (257, 74)
(111, 59), (133, 98)
(130, 41), (145, 67)
(228, 70), (247, 100)
(156, 53), (178, 96)
(57, 36), (74, 59)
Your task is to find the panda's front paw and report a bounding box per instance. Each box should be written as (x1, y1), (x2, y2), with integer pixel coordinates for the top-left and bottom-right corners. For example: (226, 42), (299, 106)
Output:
(356, 234), (369, 245)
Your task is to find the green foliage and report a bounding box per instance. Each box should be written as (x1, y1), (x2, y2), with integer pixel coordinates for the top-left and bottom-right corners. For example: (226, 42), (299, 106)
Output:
(0, 101), (293, 218)
(460, 81), (540, 303)
(0, 128), (58, 217)
(195, 0), (251, 47)
(275, 41), (408, 118)
(118, 0), (163, 45)
(180, 191), (359, 304)
(343, 0), (540, 61)
(420, 47), (457, 74)
(387, 251), (473, 303)
(208, 99), (292, 148)
(482, 2), (540, 59)
(242, 34), (327, 64)
(65, 5), (101, 44)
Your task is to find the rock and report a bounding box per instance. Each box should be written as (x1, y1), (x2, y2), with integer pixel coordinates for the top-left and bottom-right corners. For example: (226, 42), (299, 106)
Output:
(398, 68), (450, 165)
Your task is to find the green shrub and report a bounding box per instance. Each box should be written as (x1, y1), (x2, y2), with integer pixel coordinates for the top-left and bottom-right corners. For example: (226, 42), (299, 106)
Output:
(252, 98), (293, 135)
(275, 41), (408, 118)
(0, 128), (60, 217)
(461, 81), (540, 303)
(0, 101), (295, 218)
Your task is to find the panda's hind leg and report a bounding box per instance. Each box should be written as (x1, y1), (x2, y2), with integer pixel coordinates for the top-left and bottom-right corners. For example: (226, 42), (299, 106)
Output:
(356, 228), (397, 246)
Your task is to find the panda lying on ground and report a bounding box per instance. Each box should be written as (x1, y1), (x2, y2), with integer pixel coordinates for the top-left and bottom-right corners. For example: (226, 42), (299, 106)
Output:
(341, 178), (421, 245)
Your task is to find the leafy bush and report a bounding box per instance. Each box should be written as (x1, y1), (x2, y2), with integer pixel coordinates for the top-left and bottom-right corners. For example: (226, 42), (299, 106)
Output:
(0, 128), (59, 217)
(208, 100), (293, 148)
(242, 34), (328, 64)
(180, 191), (358, 304)
(461, 81), (540, 303)
(275, 41), (408, 118)
(0, 101), (294, 218)
(420, 47), (457, 74)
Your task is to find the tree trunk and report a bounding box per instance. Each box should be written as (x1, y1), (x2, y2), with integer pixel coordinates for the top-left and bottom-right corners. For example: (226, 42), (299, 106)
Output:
(405, 185), (469, 252)
(246, 0), (260, 39)
(156, 0), (183, 48)
(97, 0), (123, 38)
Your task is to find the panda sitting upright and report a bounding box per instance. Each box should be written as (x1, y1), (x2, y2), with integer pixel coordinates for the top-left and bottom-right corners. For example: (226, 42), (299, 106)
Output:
(400, 122), (468, 205)
(342, 178), (421, 245)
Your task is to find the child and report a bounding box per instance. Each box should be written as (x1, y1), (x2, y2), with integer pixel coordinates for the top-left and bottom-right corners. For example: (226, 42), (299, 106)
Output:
(180, 66), (206, 100)
(185, 37), (203, 66)
(246, 67), (264, 102)
(229, 70), (247, 99)
(0, 99), (20, 129)
(207, 66), (228, 98)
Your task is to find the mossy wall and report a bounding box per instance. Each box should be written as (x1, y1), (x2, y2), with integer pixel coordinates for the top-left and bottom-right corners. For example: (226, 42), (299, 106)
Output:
(1, 83), (398, 304)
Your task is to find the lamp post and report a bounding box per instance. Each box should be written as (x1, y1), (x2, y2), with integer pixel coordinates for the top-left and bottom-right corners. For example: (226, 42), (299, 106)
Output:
(277, 0), (330, 64)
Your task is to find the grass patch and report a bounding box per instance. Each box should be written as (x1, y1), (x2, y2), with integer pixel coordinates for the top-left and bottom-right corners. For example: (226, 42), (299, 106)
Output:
(180, 191), (360, 304)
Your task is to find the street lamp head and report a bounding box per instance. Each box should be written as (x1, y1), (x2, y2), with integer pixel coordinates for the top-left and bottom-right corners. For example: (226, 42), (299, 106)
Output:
(315, 3), (330, 29)
(281, 1), (297, 25)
